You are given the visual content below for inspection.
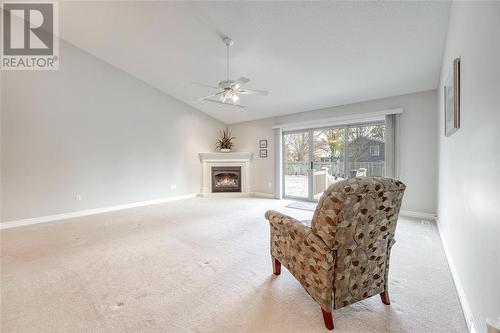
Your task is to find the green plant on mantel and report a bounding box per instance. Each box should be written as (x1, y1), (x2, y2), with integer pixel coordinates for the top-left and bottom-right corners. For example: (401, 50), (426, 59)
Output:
(215, 128), (235, 151)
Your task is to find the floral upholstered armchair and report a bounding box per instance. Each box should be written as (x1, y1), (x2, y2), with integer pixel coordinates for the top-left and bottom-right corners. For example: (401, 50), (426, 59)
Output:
(265, 177), (406, 330)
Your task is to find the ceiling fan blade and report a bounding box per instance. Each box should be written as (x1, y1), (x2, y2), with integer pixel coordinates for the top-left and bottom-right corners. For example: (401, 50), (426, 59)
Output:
(192, 82), (218, 89)
(199, 91), (223, 101)
(235, 88), (268, 96)
(202, 98), (246, 111)
(235, 76), (250, 84)
(231, 77), (250, 88)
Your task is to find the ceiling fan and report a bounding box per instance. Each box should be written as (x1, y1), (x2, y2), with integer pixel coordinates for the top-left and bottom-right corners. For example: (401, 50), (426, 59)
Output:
(198, 37), (268, 111)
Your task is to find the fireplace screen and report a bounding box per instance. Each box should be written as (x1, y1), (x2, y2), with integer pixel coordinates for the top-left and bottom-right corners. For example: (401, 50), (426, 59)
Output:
(212, 166), (241, 193)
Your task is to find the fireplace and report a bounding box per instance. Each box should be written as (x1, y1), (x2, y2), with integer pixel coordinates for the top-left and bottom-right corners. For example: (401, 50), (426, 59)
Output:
(199, 152), (252, 195)
(211, 166), (241, 193)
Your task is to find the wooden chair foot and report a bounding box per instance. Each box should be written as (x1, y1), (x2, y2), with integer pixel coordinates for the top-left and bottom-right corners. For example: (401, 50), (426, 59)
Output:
(272, 257), (281, 275)
(321, 309), (334, 330)
(380, 290), (390, 305)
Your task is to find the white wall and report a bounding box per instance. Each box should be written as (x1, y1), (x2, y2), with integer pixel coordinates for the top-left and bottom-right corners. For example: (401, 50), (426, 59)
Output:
(230, 90), (438, 214)
(229, 118), (277, 196)
(1, 40), (224, 222)
(436, 2), (500, 332)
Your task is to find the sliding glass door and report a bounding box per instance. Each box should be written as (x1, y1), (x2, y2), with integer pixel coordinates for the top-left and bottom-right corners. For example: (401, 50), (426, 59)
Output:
(283, 130), (311, 199)
(283, 122), (385, 201)
(312, 127), (346, 200)
(347, 123), (386, 178)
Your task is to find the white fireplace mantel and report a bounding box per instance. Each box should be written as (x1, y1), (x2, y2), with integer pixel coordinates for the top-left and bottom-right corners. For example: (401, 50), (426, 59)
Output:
(199, 152), (253, 195)
(199, 152), (253, 162)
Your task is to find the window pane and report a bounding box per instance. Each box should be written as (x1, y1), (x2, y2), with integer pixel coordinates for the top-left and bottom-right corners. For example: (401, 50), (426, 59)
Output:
(347, 124), (385, 177)
(283, 132), (309, 198)
(312, 128), (346, 199)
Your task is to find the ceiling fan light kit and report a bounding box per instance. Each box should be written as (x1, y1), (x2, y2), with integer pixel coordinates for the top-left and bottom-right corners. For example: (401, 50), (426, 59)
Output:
(198, 37), (268, 111)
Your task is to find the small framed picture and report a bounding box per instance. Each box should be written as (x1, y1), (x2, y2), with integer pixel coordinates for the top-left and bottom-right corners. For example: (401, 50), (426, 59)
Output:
(444, 57), (461, 136)
(259, 149), (267, 158)
(259, 139), (267, 148)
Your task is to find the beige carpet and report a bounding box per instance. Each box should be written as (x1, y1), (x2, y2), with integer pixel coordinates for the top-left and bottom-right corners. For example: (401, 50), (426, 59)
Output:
(1, 197), (467, 333)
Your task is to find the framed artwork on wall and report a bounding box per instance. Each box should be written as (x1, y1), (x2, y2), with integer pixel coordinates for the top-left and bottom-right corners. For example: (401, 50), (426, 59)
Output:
(444, 57), (461, 137)
(259, 139), (268, 148)
(259, 149), (267, 158)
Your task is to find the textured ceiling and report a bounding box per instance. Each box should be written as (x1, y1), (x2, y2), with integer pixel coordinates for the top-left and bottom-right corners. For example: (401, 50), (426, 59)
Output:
(59, 1), (450, 124)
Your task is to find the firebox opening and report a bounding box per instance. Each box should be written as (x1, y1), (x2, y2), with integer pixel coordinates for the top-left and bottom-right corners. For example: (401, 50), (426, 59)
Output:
(212, 166), (241, 193)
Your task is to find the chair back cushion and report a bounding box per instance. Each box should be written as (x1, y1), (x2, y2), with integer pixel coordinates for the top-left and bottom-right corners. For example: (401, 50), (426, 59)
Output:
(311, 177), (406, 308)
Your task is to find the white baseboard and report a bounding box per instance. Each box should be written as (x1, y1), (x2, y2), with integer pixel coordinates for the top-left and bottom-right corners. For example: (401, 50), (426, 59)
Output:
(436, 218), (477, 333)
(399, 209), (436, 221)
(196, 192), (275, 199)
(0, 194), (197, 230)
(197, 192), (250, 198)
(251, 192), (276, 199)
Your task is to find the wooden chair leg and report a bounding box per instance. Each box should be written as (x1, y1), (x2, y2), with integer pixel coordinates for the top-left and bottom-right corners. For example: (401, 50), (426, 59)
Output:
(272, 257), (281, 275)
(321, 308), (334, 330)
(380, 290), (390, 305)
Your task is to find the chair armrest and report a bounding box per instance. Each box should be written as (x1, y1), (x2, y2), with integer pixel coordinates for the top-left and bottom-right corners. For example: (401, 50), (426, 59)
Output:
(265, 210), (310, 240)
(265, 210), (306, 228)
(265, 210), (333, 263)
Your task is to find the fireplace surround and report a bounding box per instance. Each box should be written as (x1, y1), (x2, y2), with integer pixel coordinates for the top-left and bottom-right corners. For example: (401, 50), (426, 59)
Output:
(199, 152), (252, 195)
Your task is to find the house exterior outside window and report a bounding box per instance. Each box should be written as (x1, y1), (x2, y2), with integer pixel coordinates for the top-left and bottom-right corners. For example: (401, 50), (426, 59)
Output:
(370, 145), (380, 156)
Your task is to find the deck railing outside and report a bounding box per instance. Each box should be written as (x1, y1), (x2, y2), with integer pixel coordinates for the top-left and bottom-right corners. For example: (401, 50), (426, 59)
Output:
(284, 161), (385, 178)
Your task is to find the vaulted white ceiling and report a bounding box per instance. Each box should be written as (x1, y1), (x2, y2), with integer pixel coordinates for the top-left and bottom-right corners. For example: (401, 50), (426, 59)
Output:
(59, 1), (450, 124)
